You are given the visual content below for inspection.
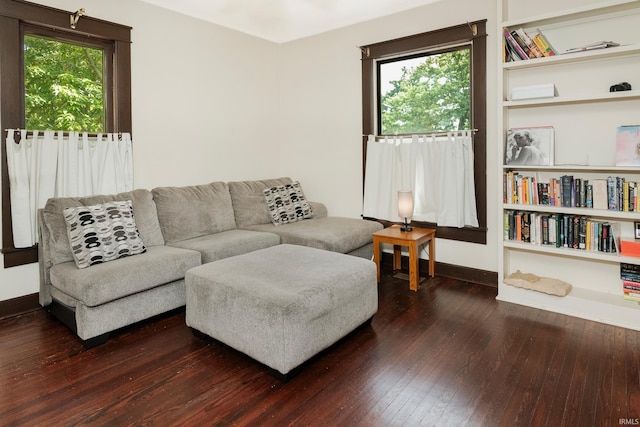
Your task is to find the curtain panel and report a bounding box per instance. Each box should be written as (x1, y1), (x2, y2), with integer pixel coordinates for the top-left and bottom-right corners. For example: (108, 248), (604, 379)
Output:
(363, 131), (479, 228)
(5, 130), (133, 248)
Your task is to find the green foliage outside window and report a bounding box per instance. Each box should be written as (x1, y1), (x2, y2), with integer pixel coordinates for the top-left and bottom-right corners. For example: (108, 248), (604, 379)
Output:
(380, 49), (470, 135)
(24, 35), (105, 132)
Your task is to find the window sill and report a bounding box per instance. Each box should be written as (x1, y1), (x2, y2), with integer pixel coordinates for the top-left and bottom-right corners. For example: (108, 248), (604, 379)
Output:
(365, 217), (487, 245)
(2, 246), (37, 268)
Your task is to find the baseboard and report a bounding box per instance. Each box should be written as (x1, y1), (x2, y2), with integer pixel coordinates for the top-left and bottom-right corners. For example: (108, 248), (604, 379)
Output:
(380, 253), (497, 288)
(0, 257), (497, 320)
(0, 293), (40, 319)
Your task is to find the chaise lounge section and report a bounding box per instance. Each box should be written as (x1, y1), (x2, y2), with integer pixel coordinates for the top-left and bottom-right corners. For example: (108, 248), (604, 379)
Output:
(38, 177), (383, 347)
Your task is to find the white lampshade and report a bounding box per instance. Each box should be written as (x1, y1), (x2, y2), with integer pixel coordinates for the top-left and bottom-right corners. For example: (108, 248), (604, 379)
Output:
(397, 190), (414, 219)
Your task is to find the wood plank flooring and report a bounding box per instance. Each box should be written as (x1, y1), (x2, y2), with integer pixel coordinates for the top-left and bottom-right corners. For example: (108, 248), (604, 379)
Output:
(1, 272), (639, 426)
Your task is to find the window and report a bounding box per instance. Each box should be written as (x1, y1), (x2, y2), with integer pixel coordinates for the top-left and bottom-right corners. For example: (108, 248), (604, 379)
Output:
(0, 0), (132, 267)
(361, 21), (487, 244)
(379, 48), (470, 135)
(24, 31), (110, 132)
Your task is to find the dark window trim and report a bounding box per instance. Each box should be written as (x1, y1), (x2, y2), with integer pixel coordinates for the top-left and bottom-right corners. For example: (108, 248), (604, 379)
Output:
(0, 0), (132, 267)
(361, 20), (487, 244)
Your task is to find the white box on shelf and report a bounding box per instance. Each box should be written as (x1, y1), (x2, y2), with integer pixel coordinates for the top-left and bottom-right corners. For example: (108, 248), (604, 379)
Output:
(510, 83), (555, 100)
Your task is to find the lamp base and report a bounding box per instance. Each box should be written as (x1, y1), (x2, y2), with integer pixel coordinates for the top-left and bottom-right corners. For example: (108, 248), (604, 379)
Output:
(400, 219), (413, 232)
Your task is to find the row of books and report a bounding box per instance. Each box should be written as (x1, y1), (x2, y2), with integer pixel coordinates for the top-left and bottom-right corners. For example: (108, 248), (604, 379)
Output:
(503, 172), (639, 212)
(504, 210), (619, 253)
(503, 27), (555, 62)
(621, 263), (640, 303)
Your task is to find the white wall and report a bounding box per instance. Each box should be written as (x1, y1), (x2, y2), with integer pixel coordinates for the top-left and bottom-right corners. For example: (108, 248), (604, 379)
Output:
(1, 0), (500, 302)
(277, 0), (499, 271)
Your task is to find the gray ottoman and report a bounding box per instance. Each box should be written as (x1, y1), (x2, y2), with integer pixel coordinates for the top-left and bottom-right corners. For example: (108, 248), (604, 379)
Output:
(185, 244), (377, 378)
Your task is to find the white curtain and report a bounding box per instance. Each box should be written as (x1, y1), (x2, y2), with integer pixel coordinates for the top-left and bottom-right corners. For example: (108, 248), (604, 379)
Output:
(363, 131), (478, 228)
(5, 130), (134, 248)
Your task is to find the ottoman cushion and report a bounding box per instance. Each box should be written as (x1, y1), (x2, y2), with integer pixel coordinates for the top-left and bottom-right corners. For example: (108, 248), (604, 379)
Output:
(185, 244), (377, 375)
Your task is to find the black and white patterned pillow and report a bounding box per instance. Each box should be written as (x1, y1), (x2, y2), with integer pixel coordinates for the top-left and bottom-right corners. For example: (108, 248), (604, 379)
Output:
(263, 181), (313, 225)
(63, 200), (146, 269)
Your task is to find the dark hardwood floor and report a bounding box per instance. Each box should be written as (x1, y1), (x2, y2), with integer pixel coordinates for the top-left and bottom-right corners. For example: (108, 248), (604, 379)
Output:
(1, 271), (639, 426)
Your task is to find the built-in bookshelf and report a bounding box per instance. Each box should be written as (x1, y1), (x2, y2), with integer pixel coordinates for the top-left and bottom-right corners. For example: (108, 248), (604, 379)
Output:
(497, 0), (640, 330)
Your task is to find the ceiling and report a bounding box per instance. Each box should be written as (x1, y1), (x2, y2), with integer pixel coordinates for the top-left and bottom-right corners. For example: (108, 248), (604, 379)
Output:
(138, 0), (443, 44)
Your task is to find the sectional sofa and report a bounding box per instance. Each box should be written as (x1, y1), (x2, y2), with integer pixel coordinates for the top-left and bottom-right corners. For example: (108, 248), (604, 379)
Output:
(38, 177), (383, 347)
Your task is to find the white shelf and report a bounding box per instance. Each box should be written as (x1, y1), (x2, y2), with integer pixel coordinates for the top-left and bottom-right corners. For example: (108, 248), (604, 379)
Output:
(502, 239), (635, 263)
(503, 43), (640, 69)
(503, 203), (640, 220)
(497, 284), (640, 331)
(503, 164), (640, 172)
(502, 0), (640, 29)
(504, 89), (640, 108)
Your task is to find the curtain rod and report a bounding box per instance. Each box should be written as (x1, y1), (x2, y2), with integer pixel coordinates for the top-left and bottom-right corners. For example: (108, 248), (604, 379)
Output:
(4, 129), (126, 138)
(366, 129), (479, 138)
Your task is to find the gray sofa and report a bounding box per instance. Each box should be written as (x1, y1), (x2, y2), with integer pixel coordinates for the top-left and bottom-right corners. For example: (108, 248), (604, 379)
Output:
(38, 177), (383, 347)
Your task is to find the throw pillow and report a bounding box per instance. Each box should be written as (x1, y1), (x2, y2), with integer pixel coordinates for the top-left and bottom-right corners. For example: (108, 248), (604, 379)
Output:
(263, 181), (313, 225)
(63, 200), (146, 269)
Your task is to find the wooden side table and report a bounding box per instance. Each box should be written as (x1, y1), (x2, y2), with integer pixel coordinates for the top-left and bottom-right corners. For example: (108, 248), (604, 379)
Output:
(372, 225), (436, 291)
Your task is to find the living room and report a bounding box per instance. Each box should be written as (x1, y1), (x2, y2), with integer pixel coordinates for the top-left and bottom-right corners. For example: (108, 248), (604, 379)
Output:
(0, 0), (640, 425)
(0, 0), (499, 307)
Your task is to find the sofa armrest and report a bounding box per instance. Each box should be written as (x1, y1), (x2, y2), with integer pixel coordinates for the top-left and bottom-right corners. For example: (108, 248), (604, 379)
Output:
(38, 209), (53, 306)
(309, 201), (328, 219)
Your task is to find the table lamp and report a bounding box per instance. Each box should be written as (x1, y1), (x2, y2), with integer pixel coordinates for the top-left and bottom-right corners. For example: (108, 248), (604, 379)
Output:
(398, 190), (414, 232)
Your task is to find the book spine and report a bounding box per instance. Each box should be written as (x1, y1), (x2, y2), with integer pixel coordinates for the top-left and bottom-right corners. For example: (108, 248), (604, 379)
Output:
(534, 29), (556, 56)
(555, 213), (563, 248)
(515, 28), (543, 58)
(579, 217), (586, 250)
(607, 176), (617, 210)
(510, 30), (534, 59)
(522, 212), (530, 243)
(532, 33), (554, 56)
(542, 215), (549, 245)
(503, 28), (529, 60)
(623, 280), (640, 292)
(617, 177), (625, 211)
(561, 175), (573, 207)
(574, 178), (581, 208)
(504, 211), (510, 241)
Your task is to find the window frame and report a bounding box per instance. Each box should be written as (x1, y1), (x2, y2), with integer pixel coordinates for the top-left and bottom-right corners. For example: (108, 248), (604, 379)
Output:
(0, 0), (132, 267)
(361, 20), (487, 244)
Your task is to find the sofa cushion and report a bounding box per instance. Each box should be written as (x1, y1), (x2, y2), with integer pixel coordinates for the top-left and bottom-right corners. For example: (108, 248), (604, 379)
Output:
(152, 182), (236, 244)
(43, 197), (84, 266)
(242, 217), (384, 254)
(263, 181), (313, 225)
(228, 177), (293, 228)
(169, 229), (280, 263)
(64, 200), (146, 269)
(49, 245), (201, 307)
(42, 189), (163, 266)
(81, 189), (165, 247)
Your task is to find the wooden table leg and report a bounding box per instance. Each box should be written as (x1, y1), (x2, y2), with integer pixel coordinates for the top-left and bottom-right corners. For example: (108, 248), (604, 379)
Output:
(428, 237), (435, 277)
(373, 238), (381, 283)
(393, 244), (402, 271)
(409, 241), (419, 291)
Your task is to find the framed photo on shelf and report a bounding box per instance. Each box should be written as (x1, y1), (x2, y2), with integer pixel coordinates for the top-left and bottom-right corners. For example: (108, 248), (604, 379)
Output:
(615, 125), (640, 166)
(504, 126), (554, 166)
(635, 222), (640, 240)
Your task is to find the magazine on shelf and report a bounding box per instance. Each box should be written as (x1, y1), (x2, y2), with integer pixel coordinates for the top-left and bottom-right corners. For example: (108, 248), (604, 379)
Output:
(563, 41), (620, 54)
(615, 125), (640, 166)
